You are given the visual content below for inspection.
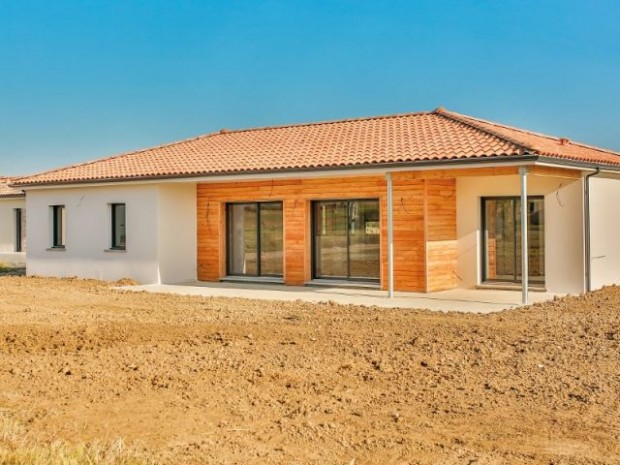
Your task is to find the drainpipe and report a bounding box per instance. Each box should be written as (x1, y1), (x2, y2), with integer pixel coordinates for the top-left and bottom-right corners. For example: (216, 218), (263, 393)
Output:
(386, 173), (394, 298)
(584, 168), (601, 293)
(519, 167), (528, 305)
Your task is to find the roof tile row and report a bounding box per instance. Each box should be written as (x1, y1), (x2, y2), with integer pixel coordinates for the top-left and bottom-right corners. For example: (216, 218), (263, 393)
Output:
(0, 178), (25, 197)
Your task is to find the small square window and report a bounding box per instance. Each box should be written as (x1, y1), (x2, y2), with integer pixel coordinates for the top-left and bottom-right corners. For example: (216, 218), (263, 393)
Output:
(111, 203), (126, 250)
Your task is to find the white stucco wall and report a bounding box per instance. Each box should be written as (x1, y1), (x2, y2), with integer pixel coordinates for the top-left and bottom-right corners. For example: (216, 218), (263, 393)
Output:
(589, 176), (620, 290)
(0, 197), (26, 265)
(158, 183), (197, 284)
(26, 183), (197, 284)
(457, 174), (585, 294)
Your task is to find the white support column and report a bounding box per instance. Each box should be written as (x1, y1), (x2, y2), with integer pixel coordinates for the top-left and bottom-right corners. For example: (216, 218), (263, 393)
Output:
(519, 166), (529, 305)
(386, 173), (395, 298)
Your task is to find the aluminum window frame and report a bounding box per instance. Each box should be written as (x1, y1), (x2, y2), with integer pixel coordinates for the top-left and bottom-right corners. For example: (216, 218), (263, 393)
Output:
(480, 195), (545, 285)
(110, 203), (127, 250)
(14, 208), (23, 252)
(225, 201), (284, 278)
(311, 198), (381, 283)
(51, 205), (66, 248)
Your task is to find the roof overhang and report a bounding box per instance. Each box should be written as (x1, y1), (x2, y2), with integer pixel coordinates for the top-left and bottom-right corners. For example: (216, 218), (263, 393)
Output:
(14, 154), (620, 191)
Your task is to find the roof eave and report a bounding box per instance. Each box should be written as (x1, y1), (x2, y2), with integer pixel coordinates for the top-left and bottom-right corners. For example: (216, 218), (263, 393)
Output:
(15, 154), (620, 190)
(14, 154), (545, 188)
(533, 155), (620, 172)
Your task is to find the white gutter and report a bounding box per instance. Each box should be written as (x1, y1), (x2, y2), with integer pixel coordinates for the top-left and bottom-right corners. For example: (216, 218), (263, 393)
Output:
(386, 173), (395, 298)
(18, 159), (546, 191)
(519, 166), (529, 305)
(584, 168), (602, 292)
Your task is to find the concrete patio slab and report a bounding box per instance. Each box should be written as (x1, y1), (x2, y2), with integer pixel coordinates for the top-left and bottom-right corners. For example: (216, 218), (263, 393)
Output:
(117, 281), (563, 313)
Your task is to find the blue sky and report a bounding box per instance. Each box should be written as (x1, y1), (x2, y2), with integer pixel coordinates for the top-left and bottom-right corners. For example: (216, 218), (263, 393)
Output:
(1, 0), (619, 176)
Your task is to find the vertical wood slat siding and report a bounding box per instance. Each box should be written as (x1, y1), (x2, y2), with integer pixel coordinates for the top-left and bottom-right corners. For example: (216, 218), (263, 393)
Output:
(197, 173), (459, 292)
(425, 179), (458, 291)
(197, 177), (388, 286)
(389, 174), (427, 291)
(283, 197), (307, 285)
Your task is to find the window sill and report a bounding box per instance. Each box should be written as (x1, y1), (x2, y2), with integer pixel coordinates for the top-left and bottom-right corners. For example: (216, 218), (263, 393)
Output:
(306, 279), (380, 289)
(477, 282), (547, 292)
(46, 247), (66, 252)
(222, 276), (284, 284)
(104, 248), (127, 253)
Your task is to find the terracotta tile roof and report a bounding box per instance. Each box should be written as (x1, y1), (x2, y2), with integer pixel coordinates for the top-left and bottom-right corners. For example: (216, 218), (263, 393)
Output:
(0, 177), (25, 198)
(14, 109), (620, 186)
(443, 110), (620, 167)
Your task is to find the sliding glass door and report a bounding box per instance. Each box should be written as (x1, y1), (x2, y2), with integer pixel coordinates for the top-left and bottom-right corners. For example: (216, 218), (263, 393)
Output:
(227, 202), (283, 277)
(313, 200), (380, 282)
(482, 197), (545, 284)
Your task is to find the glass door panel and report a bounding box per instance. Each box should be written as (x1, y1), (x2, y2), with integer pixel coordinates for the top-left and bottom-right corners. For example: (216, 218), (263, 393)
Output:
(259, 202), (284, 276)
(528, 199), (545, 282)
(515, 198), (545, 283)
(313, 199), (380, 282)
(314, 201), (348, 279)
(485, 199), (516, 281)
(228, 203), (258, 275)
(348, 201), (380, 279)
(227, 202), (283, 277)
(483, 197), (545, 284)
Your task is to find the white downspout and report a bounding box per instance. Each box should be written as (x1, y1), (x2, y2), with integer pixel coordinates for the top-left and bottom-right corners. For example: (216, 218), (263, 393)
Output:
(584, 168), (601, 293)
(386, 173), (394, 298)
(519, 167), (528, 305)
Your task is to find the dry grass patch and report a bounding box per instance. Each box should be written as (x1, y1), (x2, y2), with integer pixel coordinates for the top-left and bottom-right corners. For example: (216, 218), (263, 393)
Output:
(0, 411), (152, 465)
(0, 261), (25, 276)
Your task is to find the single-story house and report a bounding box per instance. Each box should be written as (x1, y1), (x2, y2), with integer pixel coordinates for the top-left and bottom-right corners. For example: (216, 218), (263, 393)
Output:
(0, 178), (26, 266)
(12, 108), (620, 302)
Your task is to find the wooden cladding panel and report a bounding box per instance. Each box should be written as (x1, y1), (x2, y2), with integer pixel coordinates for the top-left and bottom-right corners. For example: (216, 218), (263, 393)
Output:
(196, 200), (222, 281)
(389, 174), (426, 291)
(197, 173), (460, 293)
(425, 179), (458, 292)
(397, 166), (518, 180)
(283, 198), (307, 285)
(426, 179), (457, 241)
(426, 242), (458, 291)
(197, 176), (389, 286)
(529, 165), (581, 179)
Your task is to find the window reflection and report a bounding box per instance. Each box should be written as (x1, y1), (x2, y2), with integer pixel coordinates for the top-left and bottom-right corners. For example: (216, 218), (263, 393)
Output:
(314, 200), (380, 281)
(483, 197), (545, 284)
(228, 202), (283, 277)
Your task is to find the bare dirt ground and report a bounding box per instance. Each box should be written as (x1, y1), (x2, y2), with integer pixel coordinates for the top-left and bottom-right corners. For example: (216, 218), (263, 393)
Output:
(0, 276), (618, 464)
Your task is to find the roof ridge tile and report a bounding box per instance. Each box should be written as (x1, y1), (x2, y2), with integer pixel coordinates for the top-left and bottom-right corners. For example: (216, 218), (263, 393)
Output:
(216, 110), (434, 135)
(448, 111), (620, 159)
(433, 108), (536, 155)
